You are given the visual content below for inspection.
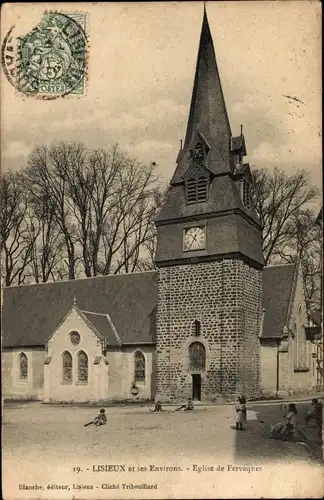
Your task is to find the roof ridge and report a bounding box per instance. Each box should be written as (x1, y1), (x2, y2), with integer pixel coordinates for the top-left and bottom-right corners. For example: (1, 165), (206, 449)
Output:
(81, 310), (108, 316)
(105, 313), (122, 346)
(3, 270), (158, 290)
(76, 307), (105, 342)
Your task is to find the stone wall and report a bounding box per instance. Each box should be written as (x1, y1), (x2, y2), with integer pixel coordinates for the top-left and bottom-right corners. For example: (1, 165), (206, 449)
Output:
(156, 258), (263, 402)
(106, 345), (155, 401)
(260, 338), (278, 396)
(2, 348), (45, 400)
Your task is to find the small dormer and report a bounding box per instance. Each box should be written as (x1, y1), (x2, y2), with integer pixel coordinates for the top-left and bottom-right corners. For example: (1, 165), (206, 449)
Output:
(233, 163), (254, 211)
(189, 131), (211, 166)
(231, 125), (247, 171)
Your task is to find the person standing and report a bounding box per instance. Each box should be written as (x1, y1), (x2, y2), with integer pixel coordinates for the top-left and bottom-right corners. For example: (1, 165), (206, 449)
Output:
(235, 397), (246, 430)
(240, 395), (247, 424)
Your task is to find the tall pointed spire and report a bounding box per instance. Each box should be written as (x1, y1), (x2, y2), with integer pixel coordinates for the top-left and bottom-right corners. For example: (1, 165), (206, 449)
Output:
(155, 5), (264, 269)
(172, 7), (232, 182)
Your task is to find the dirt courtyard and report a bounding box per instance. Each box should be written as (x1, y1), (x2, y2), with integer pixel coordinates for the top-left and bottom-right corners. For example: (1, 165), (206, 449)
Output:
(2, 401), (322, 499)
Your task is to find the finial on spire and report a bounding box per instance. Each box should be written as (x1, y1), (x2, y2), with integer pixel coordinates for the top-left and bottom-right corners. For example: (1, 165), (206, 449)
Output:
(180, 139), (183, 150)
(203, 1), (207, 15)
(240, 124), (243, 135)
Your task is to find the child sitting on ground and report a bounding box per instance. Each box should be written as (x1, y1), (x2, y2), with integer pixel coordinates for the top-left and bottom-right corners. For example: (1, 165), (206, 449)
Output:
(84, 408), (107, 427)
(150, 400), (163, 412)
(270, 403), (297, 440)
(235, 397), (246, 430)
(175, 398), (194, 411)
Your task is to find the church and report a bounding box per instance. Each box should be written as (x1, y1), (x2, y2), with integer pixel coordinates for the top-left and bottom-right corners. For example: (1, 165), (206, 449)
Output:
(2, 10), (319, 403)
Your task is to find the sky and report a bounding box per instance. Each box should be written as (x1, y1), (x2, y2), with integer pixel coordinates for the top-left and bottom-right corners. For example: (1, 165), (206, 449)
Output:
(1, 1), (322, 204)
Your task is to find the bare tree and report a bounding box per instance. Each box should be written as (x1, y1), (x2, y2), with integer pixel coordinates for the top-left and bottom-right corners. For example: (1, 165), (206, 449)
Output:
(26, 143), (84, 279)
(0, 171), (37, 286)
(127, 184), (168, 272)
(252, 167), (319, 265)
(93, 150), (161, 275)
(26, 198), (65, 283)
(274, 208), (322, 314)
(24, 141), (163, 279)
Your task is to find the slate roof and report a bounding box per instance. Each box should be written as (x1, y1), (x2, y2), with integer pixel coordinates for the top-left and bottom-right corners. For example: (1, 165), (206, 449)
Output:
(171, 10), (233, 183)
(231, 135), (247, 156)
(262, 263), (296, 338)
(156, 175), (247, 223)
(81, 311), (121, 346)
(2, 263), (301, 346)
(2, 271), (157, 348)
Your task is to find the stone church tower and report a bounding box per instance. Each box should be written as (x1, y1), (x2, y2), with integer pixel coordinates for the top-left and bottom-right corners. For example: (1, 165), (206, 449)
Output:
(154, 8), (265, 402)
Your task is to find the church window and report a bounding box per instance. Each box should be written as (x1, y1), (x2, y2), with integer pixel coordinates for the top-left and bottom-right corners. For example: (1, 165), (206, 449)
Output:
(62, 351), (73, 383)
(70, 331), (80, 346)
(19, 353), (28, 380)
(77, 351), (88, 382)
(242, 179), (251, 209)
(193, 319), (201, 336)
(134, 351), (145, 383)
(189, 342), (206, 371)
(186, 176), (208, 204)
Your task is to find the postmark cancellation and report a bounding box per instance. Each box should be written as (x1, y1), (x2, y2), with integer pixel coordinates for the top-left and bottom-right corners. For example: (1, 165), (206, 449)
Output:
(2, 11), (87, 99)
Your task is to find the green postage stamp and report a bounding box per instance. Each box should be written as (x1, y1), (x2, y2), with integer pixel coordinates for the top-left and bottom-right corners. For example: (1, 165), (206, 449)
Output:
(2, 11), (87, 99)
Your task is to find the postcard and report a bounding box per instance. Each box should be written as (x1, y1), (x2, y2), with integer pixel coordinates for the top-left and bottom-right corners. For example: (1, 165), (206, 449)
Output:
(1, 2), (323, 499)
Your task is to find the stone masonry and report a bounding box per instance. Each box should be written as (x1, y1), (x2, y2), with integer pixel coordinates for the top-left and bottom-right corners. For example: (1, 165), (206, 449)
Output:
(156, 259), (263, 402)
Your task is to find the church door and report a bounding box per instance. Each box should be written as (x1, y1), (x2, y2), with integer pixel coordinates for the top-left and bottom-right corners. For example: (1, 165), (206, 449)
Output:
(192, 374), (201, 401)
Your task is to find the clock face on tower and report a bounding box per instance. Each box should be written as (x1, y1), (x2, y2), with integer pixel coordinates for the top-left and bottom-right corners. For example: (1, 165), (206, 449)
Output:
(183, 226), (206, 251)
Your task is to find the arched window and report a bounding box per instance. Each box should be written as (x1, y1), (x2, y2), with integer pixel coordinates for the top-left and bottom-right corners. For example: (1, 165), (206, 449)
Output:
(189, 342), (206, 371)
(243, 179), (251, 209)
(77, 351), (88, 382)
(186, 176), (208, 204)
(62, 351), (72, 383)
(134, 351), (145, 383)
(19, 353), (28, 380)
